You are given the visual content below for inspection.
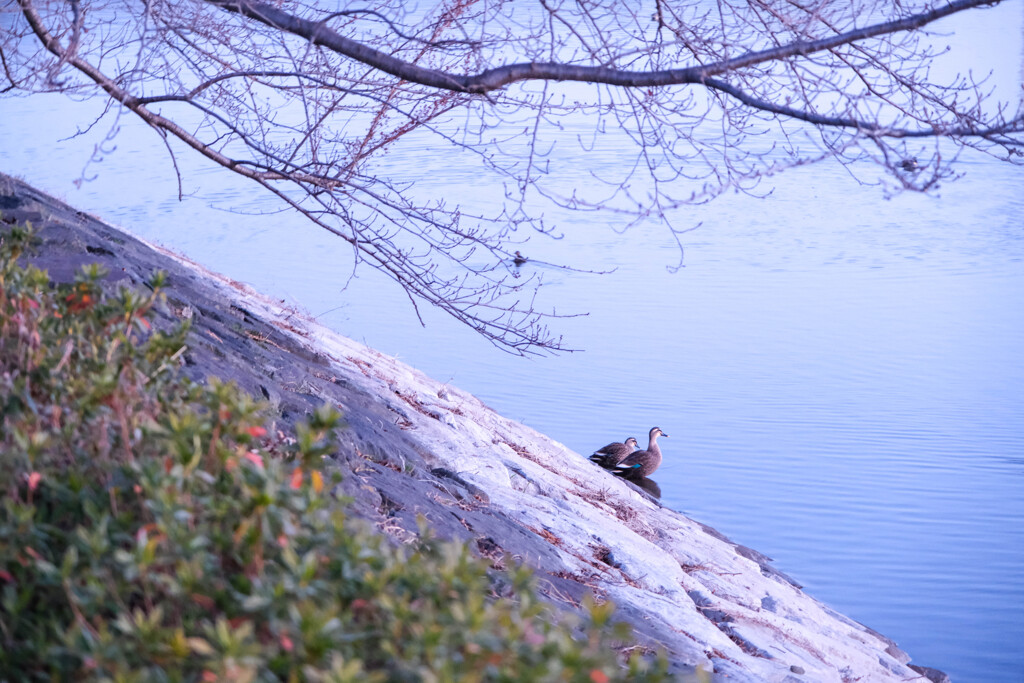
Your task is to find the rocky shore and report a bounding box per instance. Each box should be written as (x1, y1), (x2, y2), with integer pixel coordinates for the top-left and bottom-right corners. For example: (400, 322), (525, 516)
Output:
(0, 172), (949, 683)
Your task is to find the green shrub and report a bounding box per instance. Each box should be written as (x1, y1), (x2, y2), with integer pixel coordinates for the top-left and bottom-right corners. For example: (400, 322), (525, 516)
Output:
(0, 224), (667, 682)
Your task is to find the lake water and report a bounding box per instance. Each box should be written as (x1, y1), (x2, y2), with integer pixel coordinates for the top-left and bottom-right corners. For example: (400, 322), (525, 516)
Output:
(2, 3), (1023, 680)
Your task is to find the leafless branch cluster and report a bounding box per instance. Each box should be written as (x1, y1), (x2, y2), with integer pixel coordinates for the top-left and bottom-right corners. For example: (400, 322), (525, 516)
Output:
(2, 0), (1021, 353)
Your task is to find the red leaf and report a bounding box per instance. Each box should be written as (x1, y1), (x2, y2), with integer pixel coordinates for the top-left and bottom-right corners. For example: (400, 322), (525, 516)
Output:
(191, 593), (215, 609)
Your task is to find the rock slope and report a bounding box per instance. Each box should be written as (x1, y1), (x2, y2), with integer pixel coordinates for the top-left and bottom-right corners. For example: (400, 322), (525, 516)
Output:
(0, 172), (947, 683)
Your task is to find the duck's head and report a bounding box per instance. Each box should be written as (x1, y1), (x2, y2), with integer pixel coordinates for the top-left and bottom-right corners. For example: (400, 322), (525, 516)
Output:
(625, 437), (639, 448)
(650, 426), (668, 439)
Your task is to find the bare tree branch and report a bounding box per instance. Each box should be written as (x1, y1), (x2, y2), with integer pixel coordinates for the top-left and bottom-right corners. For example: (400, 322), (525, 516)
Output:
(208, 0), (1001, 117)
(3, 0), (1021, 353)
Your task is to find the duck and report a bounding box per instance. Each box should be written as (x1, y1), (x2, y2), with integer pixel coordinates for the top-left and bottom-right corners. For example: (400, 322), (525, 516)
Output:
(588, 437), (639, 469)
(899, 157), (920, 172)
(512, 250), (528, 266)
(612, 427), (669, 479)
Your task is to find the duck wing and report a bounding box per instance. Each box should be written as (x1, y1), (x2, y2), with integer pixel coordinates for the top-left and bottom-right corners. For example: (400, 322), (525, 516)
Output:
(611, 450), (648, 478)
(589, 441), (629, 467)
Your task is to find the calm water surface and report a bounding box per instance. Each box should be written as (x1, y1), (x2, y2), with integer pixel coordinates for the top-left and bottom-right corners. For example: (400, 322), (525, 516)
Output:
(2, 5), (1024, 680)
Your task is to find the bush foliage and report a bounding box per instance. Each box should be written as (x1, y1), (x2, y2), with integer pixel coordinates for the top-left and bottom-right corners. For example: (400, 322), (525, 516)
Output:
(0, 224), (668, 682)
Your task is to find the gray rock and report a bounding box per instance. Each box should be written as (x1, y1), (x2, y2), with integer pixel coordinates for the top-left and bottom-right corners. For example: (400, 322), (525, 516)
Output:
(909, 664), (953, 683)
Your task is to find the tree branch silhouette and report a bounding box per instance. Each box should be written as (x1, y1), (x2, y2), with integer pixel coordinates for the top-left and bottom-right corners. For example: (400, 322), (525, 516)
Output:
(5, 0), (1022, 353)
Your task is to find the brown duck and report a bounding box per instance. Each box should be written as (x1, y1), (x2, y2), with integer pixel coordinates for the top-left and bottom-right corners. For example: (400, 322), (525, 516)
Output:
(588, 437), (639, 469)
(612, 427), (668, 479)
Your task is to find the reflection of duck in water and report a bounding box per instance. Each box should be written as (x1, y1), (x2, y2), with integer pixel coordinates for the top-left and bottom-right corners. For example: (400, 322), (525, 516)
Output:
(588, 437), (638, 469)
(633, 477), (662, 499)
(612, 427), (668, 479)
(513, 250), (528, 266)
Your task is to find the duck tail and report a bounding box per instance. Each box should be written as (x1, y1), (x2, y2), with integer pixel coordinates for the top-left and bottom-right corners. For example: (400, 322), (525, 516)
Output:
(611, 463), (643, 478)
